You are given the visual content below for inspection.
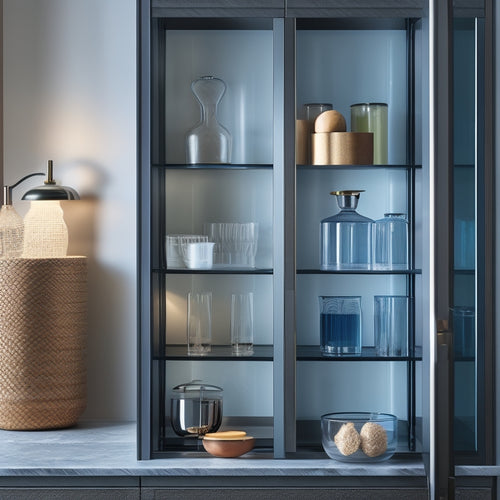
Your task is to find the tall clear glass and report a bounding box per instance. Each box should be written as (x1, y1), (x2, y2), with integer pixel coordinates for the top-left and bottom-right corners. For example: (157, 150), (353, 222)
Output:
(186, 76), (232, 164)
(373, 213), (409, 270)
(187, 292), (212, 356)
(231, 292), (254, 356)
(320, 190), (373, 270)
(374, 296), (409, 357)
(319, 296), (362, 356)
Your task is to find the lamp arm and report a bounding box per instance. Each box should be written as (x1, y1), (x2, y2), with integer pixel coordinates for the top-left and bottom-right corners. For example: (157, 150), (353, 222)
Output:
(3, 172), (45, 205)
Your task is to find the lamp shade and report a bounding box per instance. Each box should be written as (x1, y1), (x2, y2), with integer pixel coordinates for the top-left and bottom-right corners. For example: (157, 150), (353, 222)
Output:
(21, 160), (79, 201)
(22, 184), (79, 201)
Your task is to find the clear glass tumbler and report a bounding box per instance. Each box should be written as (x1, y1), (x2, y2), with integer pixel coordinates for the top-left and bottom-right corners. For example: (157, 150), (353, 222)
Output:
(231, 292), (254, 356)
(319, 296), (362, 356)
(204, 222), (258, 268)
(374, 295), (409, 357)
(187, 292), (212, 356)
(373, 213), (409, 270)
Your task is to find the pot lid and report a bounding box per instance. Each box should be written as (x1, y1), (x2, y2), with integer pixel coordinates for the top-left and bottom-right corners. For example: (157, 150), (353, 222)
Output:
(173, 380), (223, 393)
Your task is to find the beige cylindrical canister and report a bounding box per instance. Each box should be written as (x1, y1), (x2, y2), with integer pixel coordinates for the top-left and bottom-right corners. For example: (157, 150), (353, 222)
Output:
(0, 257), (87, 430)
(312, 132), (373, 165)
(311, 133), (331, 165)
(296, 119), (312, 165)
(329, 132), (374, 165)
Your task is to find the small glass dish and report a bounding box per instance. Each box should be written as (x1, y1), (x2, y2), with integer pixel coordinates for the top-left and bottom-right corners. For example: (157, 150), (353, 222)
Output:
(321, 412), (397, 462)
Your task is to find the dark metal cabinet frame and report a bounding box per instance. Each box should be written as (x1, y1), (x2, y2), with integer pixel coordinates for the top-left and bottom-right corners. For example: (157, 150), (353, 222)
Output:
(137, 3), (495, 497)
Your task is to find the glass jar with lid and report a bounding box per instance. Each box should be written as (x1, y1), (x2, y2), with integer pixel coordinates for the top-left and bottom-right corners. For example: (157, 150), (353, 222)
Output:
(320, 190), (374, 270)
(170, 380), (223, 437)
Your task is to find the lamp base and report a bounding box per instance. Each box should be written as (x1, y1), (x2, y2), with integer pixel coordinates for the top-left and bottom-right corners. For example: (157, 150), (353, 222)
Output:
(0, 257), (87, 430)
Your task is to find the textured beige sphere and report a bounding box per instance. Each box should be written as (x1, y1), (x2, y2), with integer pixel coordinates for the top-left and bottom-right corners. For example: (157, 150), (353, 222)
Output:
(360, 422), (388, 457)
(334, 422), (361, 456)
(314, 110), (347, 133)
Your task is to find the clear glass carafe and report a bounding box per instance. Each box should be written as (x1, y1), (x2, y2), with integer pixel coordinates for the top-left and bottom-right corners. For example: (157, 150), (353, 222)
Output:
(320, 190), (373, 270)
(186, 76), (232, 164)
(373, 213), (409, 270)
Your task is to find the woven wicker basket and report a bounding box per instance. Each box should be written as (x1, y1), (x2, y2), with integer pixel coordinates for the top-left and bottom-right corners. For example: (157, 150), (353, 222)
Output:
(0, 257), (87, 430)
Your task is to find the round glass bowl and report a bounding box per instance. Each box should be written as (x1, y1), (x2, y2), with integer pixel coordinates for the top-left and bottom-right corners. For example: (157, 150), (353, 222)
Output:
(321, 412), (397, 462)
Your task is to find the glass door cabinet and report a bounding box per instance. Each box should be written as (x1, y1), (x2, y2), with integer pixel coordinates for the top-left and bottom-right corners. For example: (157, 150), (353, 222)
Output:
(138, 2), (494, 495)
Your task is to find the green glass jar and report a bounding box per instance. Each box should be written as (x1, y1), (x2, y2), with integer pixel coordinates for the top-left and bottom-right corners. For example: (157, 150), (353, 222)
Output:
(350, 103), (388, 165)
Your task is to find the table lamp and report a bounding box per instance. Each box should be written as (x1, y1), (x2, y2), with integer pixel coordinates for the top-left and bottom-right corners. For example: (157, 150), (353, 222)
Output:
(0, 160), (79, 259)
(21, 160), (79, 258)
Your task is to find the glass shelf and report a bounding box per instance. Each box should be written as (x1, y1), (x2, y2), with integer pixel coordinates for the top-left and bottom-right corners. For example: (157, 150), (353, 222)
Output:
(296, 268), (421, 275)
(297, 345), (422, 361)
(153, 267), (273, 275)
(156, 344), (274, 361)
(153, 163), (273, 170)
(297, 164), (422, 171)
(156, 345), (423, 362)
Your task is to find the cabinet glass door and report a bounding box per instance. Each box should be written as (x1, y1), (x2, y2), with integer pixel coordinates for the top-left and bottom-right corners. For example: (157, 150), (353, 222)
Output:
(432, 0), (493, 495)
(141, 8), (282, 457)
(452, 2), (493, 464)
(293, 15), (423, 456)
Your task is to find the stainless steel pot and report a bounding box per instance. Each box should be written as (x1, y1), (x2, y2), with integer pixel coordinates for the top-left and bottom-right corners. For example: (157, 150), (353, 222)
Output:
(170, 380), (223, 437)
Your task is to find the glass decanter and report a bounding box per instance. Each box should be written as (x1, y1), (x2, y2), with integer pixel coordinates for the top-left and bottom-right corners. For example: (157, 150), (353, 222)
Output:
(320, 190), (374, 270)
(186, 76), (232, 164)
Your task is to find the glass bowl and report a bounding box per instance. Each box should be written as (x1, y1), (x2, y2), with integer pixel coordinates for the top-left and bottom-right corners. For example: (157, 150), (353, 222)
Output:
(321, 412), (397, 462)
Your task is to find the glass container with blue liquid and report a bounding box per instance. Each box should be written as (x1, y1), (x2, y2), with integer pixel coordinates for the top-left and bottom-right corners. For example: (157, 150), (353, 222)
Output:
(320, 190), (373, 270)
(319, 296), (362, 356)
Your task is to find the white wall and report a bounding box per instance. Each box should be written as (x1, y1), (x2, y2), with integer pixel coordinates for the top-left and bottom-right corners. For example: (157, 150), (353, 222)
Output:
(3, 0), (137, 421)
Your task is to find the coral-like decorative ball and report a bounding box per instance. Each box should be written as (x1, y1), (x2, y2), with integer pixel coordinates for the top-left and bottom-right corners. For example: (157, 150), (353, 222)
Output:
(360, 422), (388, 457)
(334, 422), (361, 456)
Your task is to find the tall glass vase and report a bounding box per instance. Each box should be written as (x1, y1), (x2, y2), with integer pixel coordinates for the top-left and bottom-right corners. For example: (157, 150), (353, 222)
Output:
(186, 76), (232, 164)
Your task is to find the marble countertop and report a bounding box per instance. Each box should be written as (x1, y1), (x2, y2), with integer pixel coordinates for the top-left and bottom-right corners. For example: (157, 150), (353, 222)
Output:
(0, 421), (487, 478)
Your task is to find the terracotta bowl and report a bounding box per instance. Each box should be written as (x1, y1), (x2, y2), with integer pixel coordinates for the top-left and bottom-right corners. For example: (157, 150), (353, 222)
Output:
(202, 436), (255, 458)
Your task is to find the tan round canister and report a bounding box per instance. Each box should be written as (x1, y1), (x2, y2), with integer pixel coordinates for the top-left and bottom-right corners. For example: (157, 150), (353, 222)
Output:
(312, 132), (374, 165)
(0, 257), (87, 430)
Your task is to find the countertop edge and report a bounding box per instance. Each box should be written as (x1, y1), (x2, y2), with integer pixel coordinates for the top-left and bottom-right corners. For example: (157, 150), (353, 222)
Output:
(0, 421), (427, 478)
